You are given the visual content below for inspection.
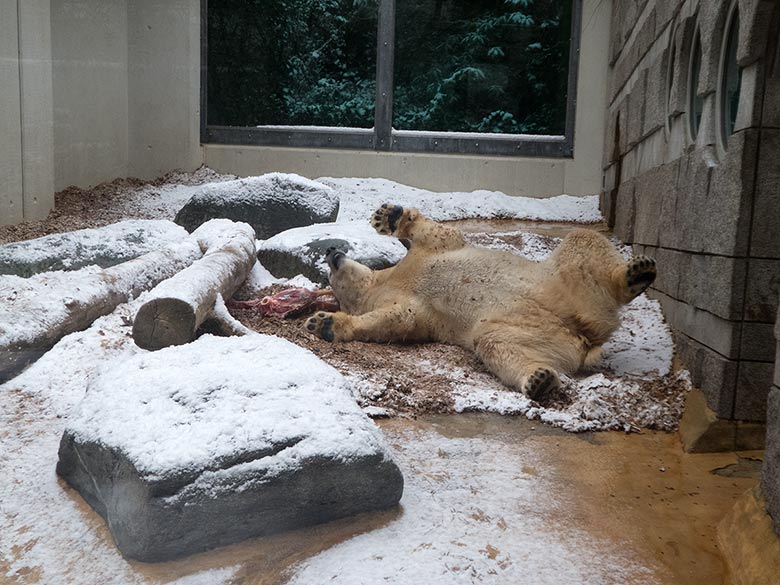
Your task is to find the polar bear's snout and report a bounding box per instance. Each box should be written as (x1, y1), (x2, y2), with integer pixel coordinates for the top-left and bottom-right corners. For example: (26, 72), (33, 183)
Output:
(325, 246), (348, 271)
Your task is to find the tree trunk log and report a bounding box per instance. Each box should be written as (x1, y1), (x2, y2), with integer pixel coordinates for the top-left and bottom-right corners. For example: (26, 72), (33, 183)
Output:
(132, 219), (256, 350)
(0, 240), (202, 384)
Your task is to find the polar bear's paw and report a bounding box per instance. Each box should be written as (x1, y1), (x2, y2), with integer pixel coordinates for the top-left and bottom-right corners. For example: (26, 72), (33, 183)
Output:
(524, 367), (560, 405)
(371, 204), (405, 236)
(626, 255), (657, 298)
(305, 311), (336, 342)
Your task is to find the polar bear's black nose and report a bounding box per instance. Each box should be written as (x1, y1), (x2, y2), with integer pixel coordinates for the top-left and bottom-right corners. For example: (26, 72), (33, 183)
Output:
(325, 247), (347, 270)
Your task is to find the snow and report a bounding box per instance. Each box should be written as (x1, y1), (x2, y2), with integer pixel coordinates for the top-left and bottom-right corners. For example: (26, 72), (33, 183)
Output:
(0, 219), (188, 275)
(67, 334), (393, 484)
(178, 173), (339, 219)
(285, 425), (658, 585)
(323, 177), (603, 223)
(0, 238), (201, 348)
(0, 169), (683, 582)
(123, 173), (601, 226)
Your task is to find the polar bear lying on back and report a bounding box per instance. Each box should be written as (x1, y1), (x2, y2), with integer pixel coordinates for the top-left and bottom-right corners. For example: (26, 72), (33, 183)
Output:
(304, 204), (656, 405)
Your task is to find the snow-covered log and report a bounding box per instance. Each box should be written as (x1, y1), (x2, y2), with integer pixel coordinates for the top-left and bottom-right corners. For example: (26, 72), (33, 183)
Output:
(0, 240), (203, 384)
(132, 219), (256, 350)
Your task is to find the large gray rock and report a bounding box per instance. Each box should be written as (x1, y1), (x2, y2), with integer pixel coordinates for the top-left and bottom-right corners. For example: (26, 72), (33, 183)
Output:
(174, 173), (339, 238)
(257, 222), (408, 286)
(0, 220), (188, 277)
(56, 334), (403, 562)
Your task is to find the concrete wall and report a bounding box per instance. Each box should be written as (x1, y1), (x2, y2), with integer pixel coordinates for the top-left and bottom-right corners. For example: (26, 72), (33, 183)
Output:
(127, 0), (201, 180)
(52, 0), (129, 190)
(205, 0), (612, 198)
(0, 0), (202, 226)
(762, 302), (780, 532)
(603, 0), (780, 433)
(0, 0), (55, 226)
(0, 0), (25, 225)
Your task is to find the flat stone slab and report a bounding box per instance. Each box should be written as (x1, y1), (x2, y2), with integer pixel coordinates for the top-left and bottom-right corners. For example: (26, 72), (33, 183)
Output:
(0, 219), (188, 277)
(56, 334), (403, 562)
(257, 222), (408, 286)
(174, 173), (339, 238)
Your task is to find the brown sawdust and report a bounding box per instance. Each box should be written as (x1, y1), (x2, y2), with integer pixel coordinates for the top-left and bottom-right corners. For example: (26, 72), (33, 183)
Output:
(229, 291), (499, 417)
(0, 166), (224, 245)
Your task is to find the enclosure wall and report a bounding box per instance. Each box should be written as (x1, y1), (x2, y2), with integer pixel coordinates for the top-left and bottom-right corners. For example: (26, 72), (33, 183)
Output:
(602, 0), (779, 434)
(0, 0), (202, 226)
(204, 0), (611, 198)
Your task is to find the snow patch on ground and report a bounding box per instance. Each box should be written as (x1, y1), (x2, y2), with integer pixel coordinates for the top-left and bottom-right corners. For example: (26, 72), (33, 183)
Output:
(115, 172), (601, 228)
(323, 177), (603, 223)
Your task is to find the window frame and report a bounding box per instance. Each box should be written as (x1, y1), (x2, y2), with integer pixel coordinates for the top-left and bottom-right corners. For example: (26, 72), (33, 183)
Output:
(200, 0), (582, 158)
(686, 23), (703, 144)
(716, 0), (741, 158)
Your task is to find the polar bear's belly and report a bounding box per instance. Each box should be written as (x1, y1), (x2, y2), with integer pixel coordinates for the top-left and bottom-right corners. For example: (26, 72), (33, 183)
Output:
(411, 248), (544, 327)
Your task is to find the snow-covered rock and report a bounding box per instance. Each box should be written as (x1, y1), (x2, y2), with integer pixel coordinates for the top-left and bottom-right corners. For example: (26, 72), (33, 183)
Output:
(0, 239), (202, 384)
(0, 219), (188, 277)
(174, 173), (339, 238)
(257, 221), (408, 286)
(56, 334), (404, 562)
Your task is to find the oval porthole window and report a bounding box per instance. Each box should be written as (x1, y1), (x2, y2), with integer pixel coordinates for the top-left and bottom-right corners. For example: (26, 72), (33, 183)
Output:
(665, 34), (676, 136)
(719, 5), (741, 149)
(688, 29), (704, 141)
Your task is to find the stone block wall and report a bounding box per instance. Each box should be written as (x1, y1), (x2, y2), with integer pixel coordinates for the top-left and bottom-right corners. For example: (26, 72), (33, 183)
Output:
(602, 0), (780, 428)
(761, 298), (780, 532)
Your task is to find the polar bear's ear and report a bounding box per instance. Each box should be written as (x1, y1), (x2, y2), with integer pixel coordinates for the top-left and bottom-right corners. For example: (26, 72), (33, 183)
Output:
(406, 209), (419, 222)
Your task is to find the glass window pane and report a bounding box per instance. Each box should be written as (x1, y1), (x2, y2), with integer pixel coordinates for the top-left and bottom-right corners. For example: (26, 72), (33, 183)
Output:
(207, 0), (378, 128)
(688, 31), (703, 139)
(721, 11), (741, 143)
(393, 0), (571, 135)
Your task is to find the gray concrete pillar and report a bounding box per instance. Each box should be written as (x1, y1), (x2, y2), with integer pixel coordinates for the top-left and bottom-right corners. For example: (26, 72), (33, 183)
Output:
(0, 0), (24, 226)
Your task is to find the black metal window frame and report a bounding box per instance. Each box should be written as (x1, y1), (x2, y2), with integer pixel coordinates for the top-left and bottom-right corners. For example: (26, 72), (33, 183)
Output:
(200, 0), (582, 158)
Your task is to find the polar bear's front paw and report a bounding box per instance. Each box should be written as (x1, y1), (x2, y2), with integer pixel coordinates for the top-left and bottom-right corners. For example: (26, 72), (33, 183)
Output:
(626, 255), (656, 298)
(371, 204), (405, 236)
(523, 368), (560, 406)
(304, 311), (336, 342)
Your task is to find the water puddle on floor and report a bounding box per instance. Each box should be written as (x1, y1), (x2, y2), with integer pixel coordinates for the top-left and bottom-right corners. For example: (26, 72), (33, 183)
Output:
(120, 414), (758, 584)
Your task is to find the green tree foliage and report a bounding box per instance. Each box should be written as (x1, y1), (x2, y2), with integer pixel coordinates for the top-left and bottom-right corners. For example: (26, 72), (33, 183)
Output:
(208, 0), (378, 127)
(393, 0), (570, 134)
(207, 0), (570, 135)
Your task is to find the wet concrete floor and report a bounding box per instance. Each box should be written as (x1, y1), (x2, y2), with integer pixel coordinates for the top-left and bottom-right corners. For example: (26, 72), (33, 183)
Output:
(122, 414), (759, 584)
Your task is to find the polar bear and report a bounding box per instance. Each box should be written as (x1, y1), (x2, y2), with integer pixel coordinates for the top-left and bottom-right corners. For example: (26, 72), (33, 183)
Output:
(304, 204), (656, 405)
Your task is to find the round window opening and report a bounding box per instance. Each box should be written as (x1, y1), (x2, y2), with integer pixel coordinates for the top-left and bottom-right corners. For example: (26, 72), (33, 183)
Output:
(720, 7), (742, 148)
(688, 30), (704, 140)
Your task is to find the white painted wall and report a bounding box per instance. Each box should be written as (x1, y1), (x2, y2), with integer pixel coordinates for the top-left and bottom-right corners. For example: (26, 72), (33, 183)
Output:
(127, 0), (201, 180)
(0, 0), (55, 226)
(52, 0), (129, 190)
(0, 0), (24, 226)
(1, 0), (202, 225)
(205, 0), (612, 198)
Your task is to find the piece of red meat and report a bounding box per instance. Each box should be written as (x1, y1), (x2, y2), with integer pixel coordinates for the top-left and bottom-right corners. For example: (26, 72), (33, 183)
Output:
(228, 287), (339, 319)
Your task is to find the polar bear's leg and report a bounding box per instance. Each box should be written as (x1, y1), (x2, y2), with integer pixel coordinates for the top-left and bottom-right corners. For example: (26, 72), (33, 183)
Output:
(304, 301), (427, 343)
(473, 323), (582, 405)
(614, 255), (657, 302)
(549, 229), (657, 304)
(325, 248), (379, 314)
(371, 204), (466, 252)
